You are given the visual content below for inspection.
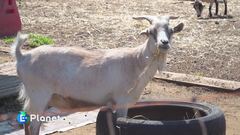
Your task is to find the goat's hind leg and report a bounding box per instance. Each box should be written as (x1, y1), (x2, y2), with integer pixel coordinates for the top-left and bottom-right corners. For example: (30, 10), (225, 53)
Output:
(224, 0), (227, 15)
(24, 122), (30, 135)
(215, 0), (219, 15)
(25, 89), (52, 135)
(208, 2), (214, 17)
(208, 0), (213, 17)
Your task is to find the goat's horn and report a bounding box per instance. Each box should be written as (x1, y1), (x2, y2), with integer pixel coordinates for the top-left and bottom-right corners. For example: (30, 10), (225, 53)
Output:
(132, 16), (156, 24)
(159, 16), (179, 20)
(169, 16), (179, 19)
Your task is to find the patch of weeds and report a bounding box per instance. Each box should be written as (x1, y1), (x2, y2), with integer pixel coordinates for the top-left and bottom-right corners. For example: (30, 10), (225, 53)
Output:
(193, 72), (205, 77)
(1, 33), (54, 48)
(29, 33), (54, 48)
(2, 37), (15, 44)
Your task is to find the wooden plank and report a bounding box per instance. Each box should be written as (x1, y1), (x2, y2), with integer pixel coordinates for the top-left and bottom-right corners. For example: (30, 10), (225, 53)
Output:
(0, 75), (11, 80)
(0, 79), (21, 97)
(0, 62), (19, 98)
(0, 75), (17, 81)
(0, 80), (21, 89)
(0, 87), (20, 98)
(154, 72), (240, 91)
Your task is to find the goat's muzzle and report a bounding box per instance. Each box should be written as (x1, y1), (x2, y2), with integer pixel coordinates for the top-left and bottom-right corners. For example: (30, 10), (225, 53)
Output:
(160, 45), (170, 50)
(156, 42), (170, 50)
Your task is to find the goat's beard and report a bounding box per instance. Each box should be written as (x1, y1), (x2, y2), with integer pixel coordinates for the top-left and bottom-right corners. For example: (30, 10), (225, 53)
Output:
(157, 54), (167, 73)
(157, 63), (165, 73)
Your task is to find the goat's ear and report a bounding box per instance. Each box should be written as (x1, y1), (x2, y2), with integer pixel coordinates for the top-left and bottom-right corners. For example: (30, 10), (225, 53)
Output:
(140, 28), (150, 36)
(173, 23), (184, 33)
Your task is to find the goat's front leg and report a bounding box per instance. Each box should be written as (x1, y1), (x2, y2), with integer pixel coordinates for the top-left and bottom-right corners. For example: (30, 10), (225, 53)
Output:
(30, 120), (42, 135)
(116, 105), (128, 118)
(215, 0), (219, 15)
(209, 2), (214, 17)
(106, 102), (116, 135)
(24, 118), (42, 135)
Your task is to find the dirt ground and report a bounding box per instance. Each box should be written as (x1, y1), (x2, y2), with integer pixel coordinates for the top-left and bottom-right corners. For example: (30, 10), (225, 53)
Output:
(0, 0), (240, 134)
(52, 80), (240, 135)
(5, 0), (240, 81)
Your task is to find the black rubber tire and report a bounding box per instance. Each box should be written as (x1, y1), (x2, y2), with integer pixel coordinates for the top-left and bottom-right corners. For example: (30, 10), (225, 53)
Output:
(96, 101), (226, 135)
(96, 107), (118, 135)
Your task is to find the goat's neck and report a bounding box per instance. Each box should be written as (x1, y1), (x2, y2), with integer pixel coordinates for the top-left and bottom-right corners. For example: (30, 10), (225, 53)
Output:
(128, 37), (167, 98)
(137, 36), (166, 69)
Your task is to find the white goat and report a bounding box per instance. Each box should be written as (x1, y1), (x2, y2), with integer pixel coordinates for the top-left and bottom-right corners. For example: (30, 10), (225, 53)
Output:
(12, 16), (184, 135)
(193, 0), (227, 17)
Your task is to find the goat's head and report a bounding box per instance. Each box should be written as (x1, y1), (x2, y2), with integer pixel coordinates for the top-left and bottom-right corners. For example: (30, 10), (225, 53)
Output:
(133, 16), (184, 52)
(192, 1), (205, 17)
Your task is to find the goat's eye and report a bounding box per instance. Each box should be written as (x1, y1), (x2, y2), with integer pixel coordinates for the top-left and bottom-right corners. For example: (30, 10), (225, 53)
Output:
(149, 30), (157, 41)
(194, 4), (199, 9)
(149, 30), (153, 35)
(149, 30), (156, 37)
(151, 29), (156, 34)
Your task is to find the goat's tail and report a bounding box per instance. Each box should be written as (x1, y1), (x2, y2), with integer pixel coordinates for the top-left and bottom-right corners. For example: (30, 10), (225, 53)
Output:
(11, 32), (28, 62)
(18, 84), (30, 111)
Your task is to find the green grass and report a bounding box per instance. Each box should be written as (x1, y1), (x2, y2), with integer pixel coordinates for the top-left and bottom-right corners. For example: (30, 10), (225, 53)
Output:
(193, 72), (205, 77)
(2, 37), (15, 44)
(1, 33), (54, 48)
(29, 33), (54, 48)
